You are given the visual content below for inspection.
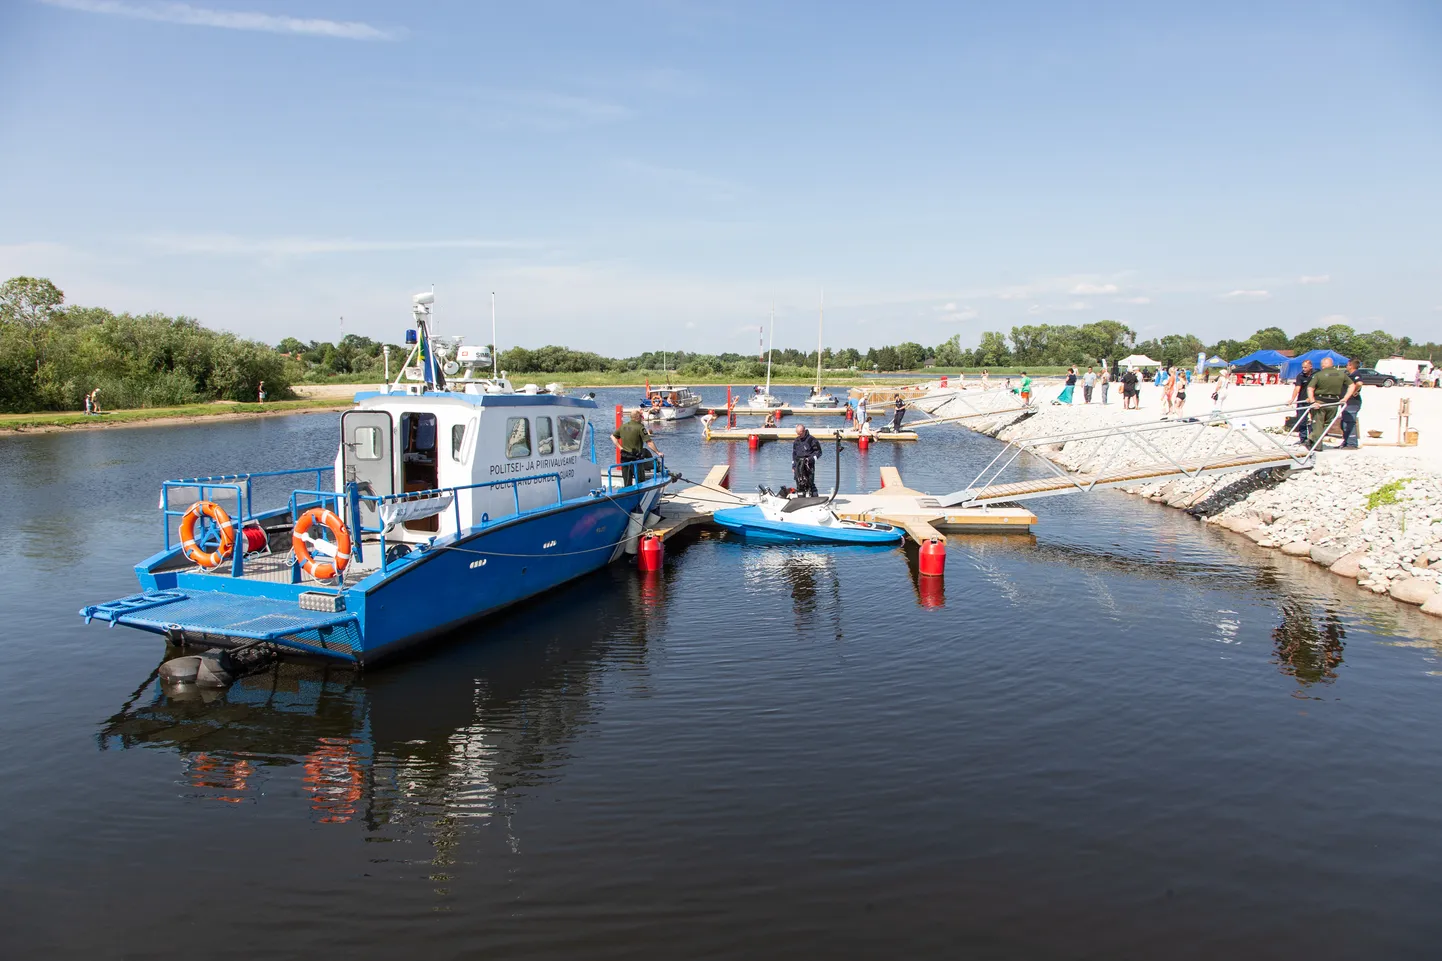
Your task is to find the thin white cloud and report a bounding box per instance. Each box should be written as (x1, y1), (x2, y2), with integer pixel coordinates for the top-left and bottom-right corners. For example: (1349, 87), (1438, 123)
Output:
(139, 233), (542, 257)
(1063, 301), (1089, 311)
(1221, 289), (1271, 301)
(936, 305), (978, 322)
(616, 159), (742, 200)
(1116, 296), (1151, 305)
(40, 0), (399, 40)
(1299, 274), (1331, 285)
(1070, 282), (1118, 295)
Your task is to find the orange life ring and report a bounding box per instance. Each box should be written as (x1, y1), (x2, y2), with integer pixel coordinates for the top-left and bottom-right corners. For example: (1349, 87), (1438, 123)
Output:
(292, 507), (352, 580)
(179, 500), (235, 569)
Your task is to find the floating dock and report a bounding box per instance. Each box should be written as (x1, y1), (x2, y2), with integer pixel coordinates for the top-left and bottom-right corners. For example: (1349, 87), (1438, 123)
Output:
(702, 426), (919, 442)
(648, 466), (1034, 544)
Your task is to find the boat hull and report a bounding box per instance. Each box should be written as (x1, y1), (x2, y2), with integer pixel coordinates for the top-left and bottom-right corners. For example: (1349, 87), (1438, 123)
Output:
(99, 482), (667, 666)
(711, 506), (904, 545)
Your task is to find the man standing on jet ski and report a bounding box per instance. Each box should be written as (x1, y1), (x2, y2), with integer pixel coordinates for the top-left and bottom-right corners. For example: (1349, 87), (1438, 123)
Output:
(791, 424), (823, 497)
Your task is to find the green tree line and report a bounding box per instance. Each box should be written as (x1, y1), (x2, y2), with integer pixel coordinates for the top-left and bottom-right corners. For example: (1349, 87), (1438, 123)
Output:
(496, 319), (1438, 376)
(0, 276), (293, 413)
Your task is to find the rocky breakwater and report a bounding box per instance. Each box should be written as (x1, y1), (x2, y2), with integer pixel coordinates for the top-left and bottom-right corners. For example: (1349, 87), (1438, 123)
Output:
(1138, 458), (1442, 616)
(963, 397), (1442, 618)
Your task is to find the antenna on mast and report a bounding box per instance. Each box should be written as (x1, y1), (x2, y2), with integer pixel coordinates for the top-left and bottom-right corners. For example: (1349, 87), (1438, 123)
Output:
(491, 292), (497, 379)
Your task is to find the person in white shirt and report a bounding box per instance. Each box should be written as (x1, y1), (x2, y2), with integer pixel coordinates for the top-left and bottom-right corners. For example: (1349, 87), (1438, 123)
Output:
(1082, 367), (1097, 404)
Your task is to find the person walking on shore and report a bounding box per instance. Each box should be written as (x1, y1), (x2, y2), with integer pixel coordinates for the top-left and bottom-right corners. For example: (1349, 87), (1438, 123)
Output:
(981, 369), (990, 390)
(1289, 359), (1315, 446)
(1342, 359), (1364, 448)
(1083, 366), (1096, 404)
(89, 388), (101, 415)
(612, 410), (662, 486)
(791, 424), (822, 497)
(1099, 367), (1110, 405)
(1159, 368), (1175, 417)
(1210, 368), (1231, 413)
(1055, 368), (1077, 405)
(1019, 372), (1032, 405)
(1121, 368), (1138, 409)
(257, 380), (266, 403)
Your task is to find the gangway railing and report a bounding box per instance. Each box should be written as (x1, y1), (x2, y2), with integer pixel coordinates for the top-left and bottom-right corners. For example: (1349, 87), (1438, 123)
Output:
(907, 386), (1035, 428)
(939, 400), (1346, 508)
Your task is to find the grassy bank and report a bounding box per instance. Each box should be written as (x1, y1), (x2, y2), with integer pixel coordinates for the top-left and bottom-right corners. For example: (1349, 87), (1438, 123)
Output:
(0, 397), (346, 433)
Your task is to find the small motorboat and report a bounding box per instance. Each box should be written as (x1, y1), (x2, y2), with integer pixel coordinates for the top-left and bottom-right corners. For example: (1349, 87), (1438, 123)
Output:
(713, 494), (902, 545)
(711, 436), (903, 545)
(802, 388), (839, 408)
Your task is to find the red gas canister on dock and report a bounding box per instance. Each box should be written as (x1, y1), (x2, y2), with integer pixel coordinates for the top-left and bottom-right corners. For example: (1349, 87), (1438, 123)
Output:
(748, 433), (760, 450)
(918, 537), (946, 576)
(637, 533), (665, 572)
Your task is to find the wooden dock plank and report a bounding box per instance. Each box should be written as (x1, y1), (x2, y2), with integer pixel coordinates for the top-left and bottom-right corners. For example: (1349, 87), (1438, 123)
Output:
(877, 466), (922, 494)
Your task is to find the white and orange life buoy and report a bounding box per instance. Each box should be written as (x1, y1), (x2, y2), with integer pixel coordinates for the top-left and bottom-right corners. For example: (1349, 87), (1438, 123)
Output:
(292, 507), (352, 581)
(179, 500), (236, 569)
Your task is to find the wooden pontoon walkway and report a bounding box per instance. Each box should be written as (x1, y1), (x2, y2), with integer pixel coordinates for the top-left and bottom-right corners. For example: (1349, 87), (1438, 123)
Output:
(702, 426), (919, 442)
(649, 465), (1035, 544)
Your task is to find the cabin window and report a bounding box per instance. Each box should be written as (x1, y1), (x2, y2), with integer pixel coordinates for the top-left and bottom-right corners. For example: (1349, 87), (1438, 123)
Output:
(451, 423), (467, 462)
(354, 426), (382, 460)
(558, 415), (585, 453)
(505, 417), (531, 459)
(535, 417), (554, 456)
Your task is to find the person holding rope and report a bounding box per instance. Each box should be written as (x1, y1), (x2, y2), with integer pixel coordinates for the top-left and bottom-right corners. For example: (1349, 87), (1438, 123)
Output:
(889, 393), (906, 432)
(791, 424), (822, 497)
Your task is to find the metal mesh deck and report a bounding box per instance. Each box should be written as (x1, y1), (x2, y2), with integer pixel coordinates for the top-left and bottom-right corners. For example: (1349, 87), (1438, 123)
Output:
(114, 590), (362, 657)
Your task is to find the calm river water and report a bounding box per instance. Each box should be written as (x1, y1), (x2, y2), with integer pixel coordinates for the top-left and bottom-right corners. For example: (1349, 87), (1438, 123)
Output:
(3, 385), (1441, 960)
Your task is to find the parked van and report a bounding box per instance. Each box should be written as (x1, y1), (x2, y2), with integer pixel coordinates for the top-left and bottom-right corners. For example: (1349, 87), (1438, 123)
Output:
(1375, 357), (1433, 385)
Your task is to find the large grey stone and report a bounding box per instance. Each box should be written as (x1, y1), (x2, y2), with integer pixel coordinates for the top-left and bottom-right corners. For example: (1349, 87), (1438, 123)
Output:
(1389, 577), (1436, 606)
(1329, 552), (1366, 579)
(1245, 528), (1271, 544)
(1223, 515), (1261, 534)
(1421, 593), (1442, 617)
(1281, 541), (1312, 556)
(1311, 545), (1346, 567)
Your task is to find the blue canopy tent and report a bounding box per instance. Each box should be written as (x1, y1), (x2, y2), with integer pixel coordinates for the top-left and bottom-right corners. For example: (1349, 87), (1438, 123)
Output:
(1204, 355), (1229, 368)
(1228, 349), (1289, 371)
(1280, 349), (1349, 381)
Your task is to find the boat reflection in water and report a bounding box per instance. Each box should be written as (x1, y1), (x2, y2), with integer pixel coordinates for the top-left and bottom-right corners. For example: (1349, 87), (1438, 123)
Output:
(98, 567), (660, 828)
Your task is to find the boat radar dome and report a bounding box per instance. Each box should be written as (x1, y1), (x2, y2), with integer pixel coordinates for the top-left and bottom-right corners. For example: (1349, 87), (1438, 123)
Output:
(413, 291), (435, 306)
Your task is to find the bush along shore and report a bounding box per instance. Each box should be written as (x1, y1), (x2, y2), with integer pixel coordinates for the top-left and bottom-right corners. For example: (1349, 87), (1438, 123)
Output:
(960, 400), (1442, 619)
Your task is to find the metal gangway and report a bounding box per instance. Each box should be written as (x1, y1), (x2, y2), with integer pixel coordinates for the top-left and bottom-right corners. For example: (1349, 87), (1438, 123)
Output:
(939, 401), (1344, 508)
(906, 386), (1034, 428)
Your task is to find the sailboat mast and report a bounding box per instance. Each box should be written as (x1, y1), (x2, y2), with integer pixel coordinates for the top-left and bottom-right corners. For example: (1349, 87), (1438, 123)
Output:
(765, 304), (774, 396)
(815, 291), (824, 390)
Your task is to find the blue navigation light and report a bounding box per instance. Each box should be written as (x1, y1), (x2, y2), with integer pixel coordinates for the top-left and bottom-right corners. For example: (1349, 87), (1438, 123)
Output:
(405, 329), (418, 344)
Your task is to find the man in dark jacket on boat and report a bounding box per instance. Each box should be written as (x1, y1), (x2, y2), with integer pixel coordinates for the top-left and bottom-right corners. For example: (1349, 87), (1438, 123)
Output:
(613, 410), (662, 486)
(791, 425), (822, 497)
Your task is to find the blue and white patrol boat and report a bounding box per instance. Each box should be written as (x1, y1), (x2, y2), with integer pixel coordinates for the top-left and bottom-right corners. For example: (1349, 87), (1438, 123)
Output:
(80, 292), (670, 666)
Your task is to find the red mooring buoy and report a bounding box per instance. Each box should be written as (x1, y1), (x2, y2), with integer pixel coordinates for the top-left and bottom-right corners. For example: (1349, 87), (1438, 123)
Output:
(918, 537), (946, 576)
(748, 433), (760, 450)
(637, 533), (664, 572)
(857, 433), (870, 451)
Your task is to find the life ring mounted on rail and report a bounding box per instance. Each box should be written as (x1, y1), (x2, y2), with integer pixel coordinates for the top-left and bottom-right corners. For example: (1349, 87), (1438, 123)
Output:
(179, 500), (236, 569)
(292, 507), (352, 581)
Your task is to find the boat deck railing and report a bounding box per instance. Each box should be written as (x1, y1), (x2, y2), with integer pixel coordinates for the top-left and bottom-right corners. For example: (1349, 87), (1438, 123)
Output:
(160, 466), (333, 578)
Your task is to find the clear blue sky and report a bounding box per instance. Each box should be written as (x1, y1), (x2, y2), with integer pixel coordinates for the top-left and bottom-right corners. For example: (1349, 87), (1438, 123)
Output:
(2, 1), (1439, 354)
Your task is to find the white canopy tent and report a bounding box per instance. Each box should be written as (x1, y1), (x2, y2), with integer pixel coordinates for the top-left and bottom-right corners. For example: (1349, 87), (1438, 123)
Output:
(1118, 354), (1162, 368)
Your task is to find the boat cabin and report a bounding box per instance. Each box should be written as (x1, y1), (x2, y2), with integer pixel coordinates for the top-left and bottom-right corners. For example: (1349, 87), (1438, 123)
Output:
(337, 391), (603, 546)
